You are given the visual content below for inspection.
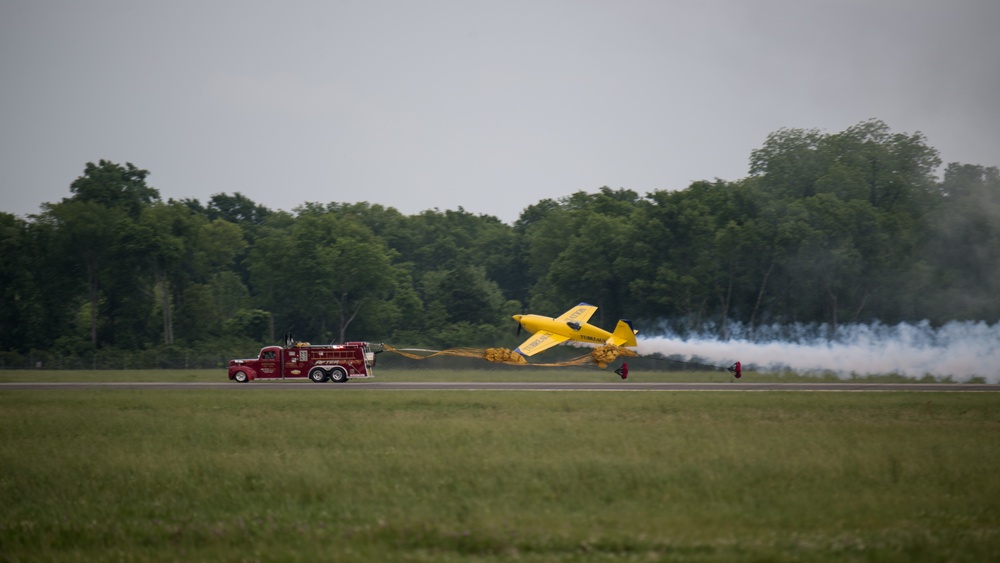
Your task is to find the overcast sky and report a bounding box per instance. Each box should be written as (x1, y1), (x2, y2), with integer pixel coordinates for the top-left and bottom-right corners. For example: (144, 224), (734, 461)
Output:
(2, 0), (998, 223)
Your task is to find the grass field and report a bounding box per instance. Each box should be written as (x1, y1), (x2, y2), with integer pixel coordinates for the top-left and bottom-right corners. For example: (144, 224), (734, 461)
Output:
(1, 378), (998, 561)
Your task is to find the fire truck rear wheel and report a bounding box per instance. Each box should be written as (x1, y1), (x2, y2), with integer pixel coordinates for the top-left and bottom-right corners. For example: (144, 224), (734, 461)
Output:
(233, 371), (249, 383)
(308, 368), (329, 383)
(329, 367), (348, 383)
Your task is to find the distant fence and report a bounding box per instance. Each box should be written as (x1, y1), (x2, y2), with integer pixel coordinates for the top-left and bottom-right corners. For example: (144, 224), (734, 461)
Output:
(0, 350), (237, 370)
(0, 346), (698, 371)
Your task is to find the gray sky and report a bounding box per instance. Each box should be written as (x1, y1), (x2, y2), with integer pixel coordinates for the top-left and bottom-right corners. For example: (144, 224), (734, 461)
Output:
(2, 0), (998, 223)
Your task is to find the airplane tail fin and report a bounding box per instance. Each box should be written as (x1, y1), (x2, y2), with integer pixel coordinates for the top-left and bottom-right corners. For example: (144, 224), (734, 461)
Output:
(608, 319), (638, 348)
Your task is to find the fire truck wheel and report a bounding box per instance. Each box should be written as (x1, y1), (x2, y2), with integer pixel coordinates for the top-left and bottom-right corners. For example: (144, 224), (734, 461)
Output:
(329, 367), (348, 383)
(233, 371), (249, 383)
(308, 368), (329, 383)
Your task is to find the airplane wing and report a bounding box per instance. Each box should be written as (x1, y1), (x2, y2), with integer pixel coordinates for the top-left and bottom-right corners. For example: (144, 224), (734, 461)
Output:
(554, 303), (598, 324)
(515, 331), (571, 357)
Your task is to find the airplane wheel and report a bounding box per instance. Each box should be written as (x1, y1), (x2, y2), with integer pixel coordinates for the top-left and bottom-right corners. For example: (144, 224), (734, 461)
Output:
(309, 368), (328, 383)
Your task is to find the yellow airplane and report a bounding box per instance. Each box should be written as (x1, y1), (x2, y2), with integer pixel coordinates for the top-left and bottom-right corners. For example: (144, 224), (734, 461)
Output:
(513, 302), (638, 357)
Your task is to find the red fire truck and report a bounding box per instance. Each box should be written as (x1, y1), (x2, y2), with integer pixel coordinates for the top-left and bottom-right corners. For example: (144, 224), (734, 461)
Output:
(228, 336), (381, 383)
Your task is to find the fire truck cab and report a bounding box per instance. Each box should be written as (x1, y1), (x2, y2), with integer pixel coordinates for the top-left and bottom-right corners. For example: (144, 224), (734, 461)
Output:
(228, 337), (381, 383)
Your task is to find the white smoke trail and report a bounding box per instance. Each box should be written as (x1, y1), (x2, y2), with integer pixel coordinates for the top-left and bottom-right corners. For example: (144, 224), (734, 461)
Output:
(637, 320), (1000, 383)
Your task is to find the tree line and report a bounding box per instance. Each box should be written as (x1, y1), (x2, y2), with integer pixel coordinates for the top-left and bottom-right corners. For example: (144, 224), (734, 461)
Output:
(2, 119), (998, 367)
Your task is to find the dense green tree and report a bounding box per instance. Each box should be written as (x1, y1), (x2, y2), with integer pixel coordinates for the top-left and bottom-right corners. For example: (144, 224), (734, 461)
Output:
(12, 212), (87, 353)
(45, 200), (130, 347)
(136, 202), (248, 345)
(920, 163), (1000, 322)
(246, 206), (398, 343)
(423, 266), (505, 326)
(544, 213), (631, 327)
(205, 193), (271, 291)
(140, 202), (193, 345)
(67, 160), (158, 218)
(419, 266), (510, 347)
(222, 308), (272, 342)
(746, 119), (942, 330)
(41, 161), (161, 348)
(624, 184), (720, 329)
(513, 188), (639, 325)
(207, 192), (271, 228)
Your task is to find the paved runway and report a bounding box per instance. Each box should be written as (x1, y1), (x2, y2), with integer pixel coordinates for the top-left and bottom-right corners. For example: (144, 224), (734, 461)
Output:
(1, 381), (997, 391)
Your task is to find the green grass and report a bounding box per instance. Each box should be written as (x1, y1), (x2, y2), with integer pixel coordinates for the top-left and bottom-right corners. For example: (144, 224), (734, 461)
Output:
(1, 389), (998, 561)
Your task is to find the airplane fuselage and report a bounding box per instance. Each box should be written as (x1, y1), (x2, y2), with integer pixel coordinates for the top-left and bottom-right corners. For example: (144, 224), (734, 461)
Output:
(513, 303), (637, 357)
(513, 314), (612, 345)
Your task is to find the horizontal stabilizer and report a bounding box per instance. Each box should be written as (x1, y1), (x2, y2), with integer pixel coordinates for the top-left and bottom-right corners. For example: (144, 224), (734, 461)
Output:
(608, 319), (638, 348)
